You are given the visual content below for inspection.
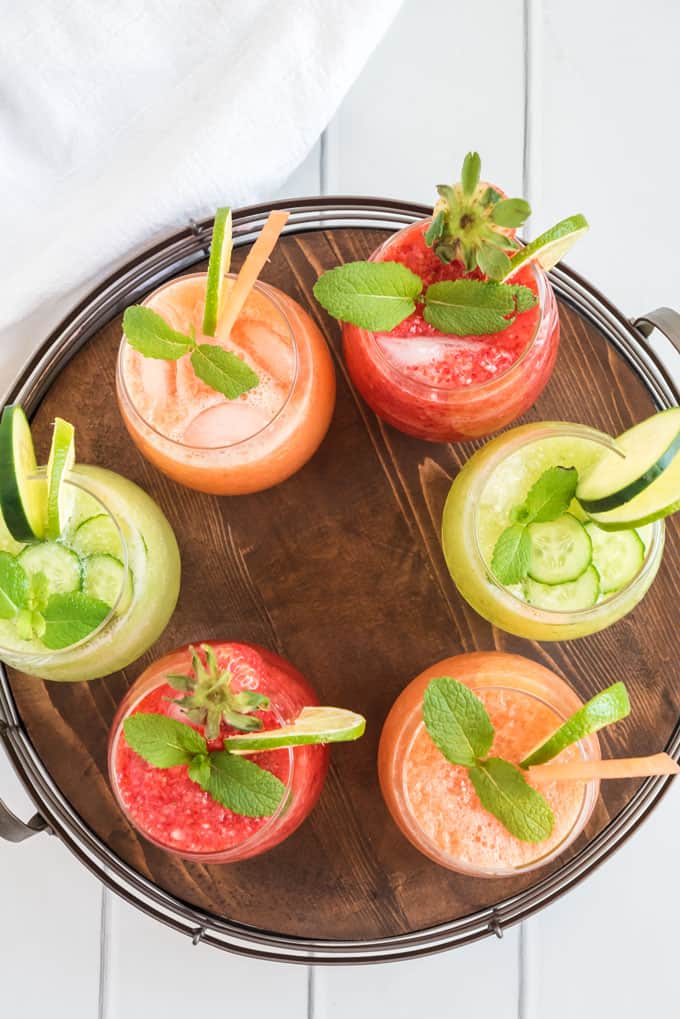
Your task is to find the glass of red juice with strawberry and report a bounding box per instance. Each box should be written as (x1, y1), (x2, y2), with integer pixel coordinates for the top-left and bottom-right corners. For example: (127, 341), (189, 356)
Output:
(108, 641), (331, 862)
(342, 223), (558, 441)
(316, 152), (588, 443)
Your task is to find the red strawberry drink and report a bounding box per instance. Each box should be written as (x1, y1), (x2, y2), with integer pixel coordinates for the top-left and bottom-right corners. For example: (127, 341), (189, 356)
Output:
(343, 220), (558, 441)
(109, 642), (330, 862)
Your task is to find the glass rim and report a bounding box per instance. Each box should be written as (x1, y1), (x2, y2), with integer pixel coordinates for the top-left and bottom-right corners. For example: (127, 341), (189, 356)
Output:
(0, 468), (129, 661)
(107, 667), (296, 861)
(471, 422), (665, 622)
(361, 220), (550, 395)
(399, 680), (598, 877)
(116, 272), (300, 452)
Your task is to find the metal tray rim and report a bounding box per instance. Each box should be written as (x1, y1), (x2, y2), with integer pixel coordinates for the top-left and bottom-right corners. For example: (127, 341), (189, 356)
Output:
(1, 196), (678, 964)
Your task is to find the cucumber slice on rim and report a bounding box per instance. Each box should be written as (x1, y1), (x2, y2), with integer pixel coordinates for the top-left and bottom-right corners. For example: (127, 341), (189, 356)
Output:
(18, 542), (82, 595)
(527, 513), (592, 585)
(0, 405), (46, 542)
(202, 206), (233, 336)
(46, 417), (76, 540)
(584, 523), (644, 594)
(82, 554), (133, 614)
(577, 409), (680, 515)
(524, 565), (600, 612)
(71, 514), (123, 559)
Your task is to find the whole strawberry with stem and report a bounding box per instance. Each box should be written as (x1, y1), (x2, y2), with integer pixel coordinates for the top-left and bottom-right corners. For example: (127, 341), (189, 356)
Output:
(425, 151), (531, 280)
(166, 643), (270, 739)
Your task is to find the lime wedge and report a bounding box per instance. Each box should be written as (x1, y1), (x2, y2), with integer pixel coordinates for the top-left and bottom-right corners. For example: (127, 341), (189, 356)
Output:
(520, 681), (630, 768)
(202, 206), (233, 336)
(46, 417), (75, 539)
(501, 214), (589, 280)
(223, 706), (366, 751)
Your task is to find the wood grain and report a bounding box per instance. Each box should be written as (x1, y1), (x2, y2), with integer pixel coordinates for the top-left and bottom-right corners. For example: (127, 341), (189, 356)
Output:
(7, 228), (679, 941)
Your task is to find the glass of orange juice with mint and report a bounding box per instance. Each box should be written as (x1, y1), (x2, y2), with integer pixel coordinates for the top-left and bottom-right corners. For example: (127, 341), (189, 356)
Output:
(379, 651), (678, 877)
(117, 209), (335, 495)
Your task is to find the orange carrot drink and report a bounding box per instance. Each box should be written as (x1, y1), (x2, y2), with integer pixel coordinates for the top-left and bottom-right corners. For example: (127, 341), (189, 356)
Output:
(117, 210), (335, 495)
(378, 652), (673, 877)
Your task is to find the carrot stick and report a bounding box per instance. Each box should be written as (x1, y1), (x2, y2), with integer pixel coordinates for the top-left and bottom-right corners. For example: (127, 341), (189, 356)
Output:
(216, 210), (289, 338)
(529, 753), (679, 782)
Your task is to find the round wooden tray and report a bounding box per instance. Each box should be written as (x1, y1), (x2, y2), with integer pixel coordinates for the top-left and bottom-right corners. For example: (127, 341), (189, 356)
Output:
(1, 200), (679, 965)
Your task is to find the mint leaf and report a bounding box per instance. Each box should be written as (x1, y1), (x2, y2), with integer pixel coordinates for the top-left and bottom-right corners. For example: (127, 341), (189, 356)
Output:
(29, 571), (50, 613)
(41, 592), (111, 649)
(492, 198), (531, 228)
(476, 244), (512, 281)
(424, 211), (446, 247)
(424, 278), (533, 336)
(190, 345), (259, 400)
(521, 682), (631, 768)
(469, 758), (554, 842)
(423, 677), (494, 766)
(0, 552), (28, 619)
(491, 524), (532, 584)
(481, 186), (502, 207)
(313, 262), (422, 332)
(123, 713), (207, 768)
(423, 279), (538, 335)
(523, 467), (578, 523)
(461, 151), (481, 196)
(206, 750), (285, 817)
(187, 754), (212, 790)
(123, 306), (194, 360)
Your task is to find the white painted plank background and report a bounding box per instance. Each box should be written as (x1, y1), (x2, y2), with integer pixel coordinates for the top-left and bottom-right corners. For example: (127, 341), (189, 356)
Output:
(1, 1), (679, 1016)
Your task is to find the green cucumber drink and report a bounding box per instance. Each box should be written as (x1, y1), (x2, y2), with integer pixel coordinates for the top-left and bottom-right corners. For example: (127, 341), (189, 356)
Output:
(0, 409), (180, 681)
(442, 422), (666, 640)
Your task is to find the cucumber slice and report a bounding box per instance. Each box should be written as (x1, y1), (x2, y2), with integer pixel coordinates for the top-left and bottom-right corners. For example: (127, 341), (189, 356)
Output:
(202, 206), (233, 336)
(46, 417), (76, 540)
(524, 565), (600, 612)
(0, 405), (46, 542)
(527, 513), (592, 585)
(18, 542), (82, 595)
(72, 514), (123, 559)
(82, 554), (133, 614)
(585, 523), (644, 594)
(577, 409), (680, 514)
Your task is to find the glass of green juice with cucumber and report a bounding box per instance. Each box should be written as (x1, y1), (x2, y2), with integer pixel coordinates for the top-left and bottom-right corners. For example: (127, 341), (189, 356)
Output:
(0, 407), (180, 681)
(442, 412), (680, 640)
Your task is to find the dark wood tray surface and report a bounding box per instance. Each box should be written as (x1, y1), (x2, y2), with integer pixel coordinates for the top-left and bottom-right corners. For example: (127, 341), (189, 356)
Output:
(7, 227), (680, 941)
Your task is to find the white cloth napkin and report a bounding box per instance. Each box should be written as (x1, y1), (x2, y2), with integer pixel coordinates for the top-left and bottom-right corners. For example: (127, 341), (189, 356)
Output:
(0, 0), (402, 385)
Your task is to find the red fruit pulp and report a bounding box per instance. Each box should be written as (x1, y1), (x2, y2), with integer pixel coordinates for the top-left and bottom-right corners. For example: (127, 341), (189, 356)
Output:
(342, 219), (560, 441)
(109, 642), (329, 861)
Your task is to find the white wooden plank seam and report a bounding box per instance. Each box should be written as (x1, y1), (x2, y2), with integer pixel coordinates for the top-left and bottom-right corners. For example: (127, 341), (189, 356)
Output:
(98, 887), (111, 1019)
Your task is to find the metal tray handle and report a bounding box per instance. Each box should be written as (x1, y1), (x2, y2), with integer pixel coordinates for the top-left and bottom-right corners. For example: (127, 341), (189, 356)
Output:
(0, 723), (47, 842)
(634, 307), (680, 353)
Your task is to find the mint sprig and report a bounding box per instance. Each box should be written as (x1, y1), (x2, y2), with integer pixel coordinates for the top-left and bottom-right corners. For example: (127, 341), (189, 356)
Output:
(123, 306), (258, 401)
(0, 553), (110, 648)
(313, 264), (536, 336)
(491, 466), (578, 586)
(122, 711), (286, 818)
(422, 676), (632, 843)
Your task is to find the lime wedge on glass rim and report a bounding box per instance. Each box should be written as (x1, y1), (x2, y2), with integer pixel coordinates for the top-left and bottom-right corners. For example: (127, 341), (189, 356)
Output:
(46, 417), (76, 539)
(223, 706), (366, 752)
(202, 206), (233, 336)
(501, 214), (589, 280)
